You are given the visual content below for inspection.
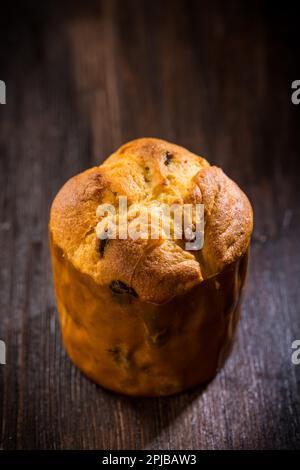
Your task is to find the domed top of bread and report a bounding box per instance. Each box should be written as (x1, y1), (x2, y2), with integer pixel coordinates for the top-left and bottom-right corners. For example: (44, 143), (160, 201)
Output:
(49, 138), (253, 304)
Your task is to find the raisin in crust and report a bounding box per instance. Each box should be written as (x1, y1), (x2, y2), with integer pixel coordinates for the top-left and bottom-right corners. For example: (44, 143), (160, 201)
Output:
(49, 138), (253, 396)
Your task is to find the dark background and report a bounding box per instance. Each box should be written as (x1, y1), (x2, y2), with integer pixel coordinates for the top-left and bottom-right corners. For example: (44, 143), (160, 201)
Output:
(0, 0), (300, 450)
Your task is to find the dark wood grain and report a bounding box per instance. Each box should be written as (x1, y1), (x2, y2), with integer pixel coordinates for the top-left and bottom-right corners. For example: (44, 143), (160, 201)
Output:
(0, 0), (300, 450)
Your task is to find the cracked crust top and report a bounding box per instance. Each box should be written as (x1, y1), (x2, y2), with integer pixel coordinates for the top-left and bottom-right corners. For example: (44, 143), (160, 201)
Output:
(49, 138), (253, 304)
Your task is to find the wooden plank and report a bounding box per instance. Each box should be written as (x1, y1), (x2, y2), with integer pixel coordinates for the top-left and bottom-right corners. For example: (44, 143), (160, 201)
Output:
(0, 0), (299, 449)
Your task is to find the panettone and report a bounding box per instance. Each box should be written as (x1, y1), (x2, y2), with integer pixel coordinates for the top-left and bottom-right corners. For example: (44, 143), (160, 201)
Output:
(49, 138), (253, 396)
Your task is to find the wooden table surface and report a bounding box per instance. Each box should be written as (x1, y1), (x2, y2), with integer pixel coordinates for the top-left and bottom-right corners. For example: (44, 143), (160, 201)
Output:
(0, 0), (300, 450)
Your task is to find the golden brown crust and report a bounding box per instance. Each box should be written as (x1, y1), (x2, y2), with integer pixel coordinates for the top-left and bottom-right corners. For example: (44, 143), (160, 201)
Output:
(50, 138), (253, 304)
(193, 166), (253, 277)
(49, 138), (253, 396)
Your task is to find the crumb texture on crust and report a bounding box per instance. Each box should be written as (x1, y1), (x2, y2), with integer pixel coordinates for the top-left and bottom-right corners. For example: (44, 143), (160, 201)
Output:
(49, 138), (253, 304)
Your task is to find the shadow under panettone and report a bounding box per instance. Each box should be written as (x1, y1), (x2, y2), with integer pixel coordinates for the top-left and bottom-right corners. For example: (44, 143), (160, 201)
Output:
(93, 380), (210, 450)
